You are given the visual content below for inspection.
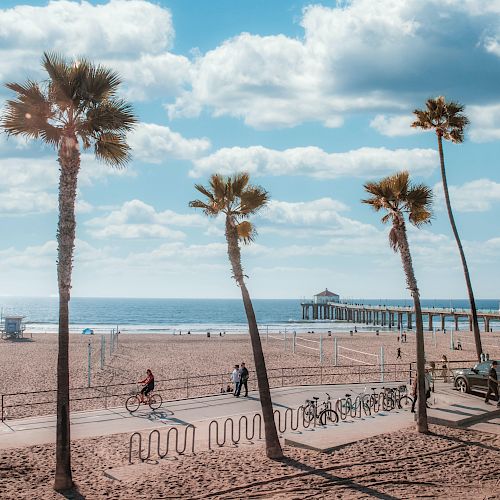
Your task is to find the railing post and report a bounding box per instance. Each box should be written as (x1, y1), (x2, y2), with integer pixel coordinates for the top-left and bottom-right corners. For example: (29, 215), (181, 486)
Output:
(281, 368), (284, 387)
(104, 384), (108, 409)
(284, 328), (287, 351)
(292, 331), (296, 354)
(186, 375), (189, 398)
(320, 366), (323, 385)
(358, 364), (361, 383)
(1, 394), (4, 422)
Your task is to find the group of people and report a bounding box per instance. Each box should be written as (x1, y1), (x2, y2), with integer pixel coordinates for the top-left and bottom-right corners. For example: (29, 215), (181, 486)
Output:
(230, 363), (249, 397)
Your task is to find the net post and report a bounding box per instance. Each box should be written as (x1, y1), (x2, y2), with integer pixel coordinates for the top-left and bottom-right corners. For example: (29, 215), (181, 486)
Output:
(333, 337), (338, 366)
(380, 346), (384, 383)
(87, 341), (92, 388)
(100, 335), (105, 369)
(450, 329), (454, 350)
(319, 333), (323, 364)
(284, 328), (287, 351)
(292, 331), (296, 354)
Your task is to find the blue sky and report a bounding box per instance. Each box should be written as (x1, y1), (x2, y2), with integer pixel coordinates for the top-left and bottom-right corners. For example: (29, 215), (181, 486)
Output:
(0, 0), (499, 300)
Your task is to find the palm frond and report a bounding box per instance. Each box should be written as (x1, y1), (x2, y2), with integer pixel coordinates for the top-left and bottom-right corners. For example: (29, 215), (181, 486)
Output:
(94, 132), (130, 166)
(239, 186), (269, 215)
(81, 99), (137, 136)
(209, 174), (227, 202)
(189, 199), (219, 217)
(237, 220), (256, 244)
(388, 227), (399, 252)
(231, 172), (250, 197)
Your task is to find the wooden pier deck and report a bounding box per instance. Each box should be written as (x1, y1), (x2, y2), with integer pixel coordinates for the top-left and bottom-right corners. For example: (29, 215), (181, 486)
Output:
(300, 302), (500, 332)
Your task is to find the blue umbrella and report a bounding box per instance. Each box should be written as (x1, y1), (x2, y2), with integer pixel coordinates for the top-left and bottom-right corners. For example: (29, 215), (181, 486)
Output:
(82, 328), (94, 335)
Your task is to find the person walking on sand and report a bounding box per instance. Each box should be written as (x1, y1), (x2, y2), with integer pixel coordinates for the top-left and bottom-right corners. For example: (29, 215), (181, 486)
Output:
(396, 347), (402, 359)
(231, 364), (240, 397)
(440, 355), (449, 383)
(235, 362), (249, 397)
(484, 360), (499, 406)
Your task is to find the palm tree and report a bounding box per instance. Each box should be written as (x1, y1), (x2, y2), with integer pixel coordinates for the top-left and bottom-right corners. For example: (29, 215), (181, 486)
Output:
(412, 97), (482, 360)
(189, 173), (283, 459)
(363, 171), (432, 433)
(2, 53), (137, 490)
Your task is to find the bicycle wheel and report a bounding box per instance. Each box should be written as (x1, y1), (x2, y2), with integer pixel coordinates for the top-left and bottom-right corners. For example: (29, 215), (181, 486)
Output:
(304, 404), (315, 422)
(149, 393), (162, 410)
(319, 409), (338, 425)
(361, 395), (372, 415)
(398, 395), (413, 410)
(125, 395), (140, 413)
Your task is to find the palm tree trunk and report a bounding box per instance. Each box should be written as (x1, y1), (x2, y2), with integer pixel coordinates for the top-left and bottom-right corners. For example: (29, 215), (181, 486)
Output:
(225, 217), (283, 459)
(393, 215), (428, 433)
(54, 133), (80, 491)
(437, 134), (482, 360)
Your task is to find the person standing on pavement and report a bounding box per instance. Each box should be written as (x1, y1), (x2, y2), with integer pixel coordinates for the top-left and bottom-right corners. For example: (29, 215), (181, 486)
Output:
(231, 364), (240, 397)
(396, 347), (402, 359)
(485, 360), (499, 406)
(235, 362), (249, 397)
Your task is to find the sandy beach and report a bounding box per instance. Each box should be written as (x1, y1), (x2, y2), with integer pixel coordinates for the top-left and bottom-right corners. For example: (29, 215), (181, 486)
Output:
(0, 423), (499, 499)
(0, 328), (499, 419)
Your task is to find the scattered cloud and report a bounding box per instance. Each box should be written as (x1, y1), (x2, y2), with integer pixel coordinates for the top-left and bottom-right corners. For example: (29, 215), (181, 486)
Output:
(168, 0), (500, 128)
(85, 199), (213, 239)
(467, 104), (500, 142)
(191, 145), (437, 179)
(370, 115), (422, 137)
(0, 0), (189, 100)
(433, 178), (500, 212)
(128, 123), (211, 164)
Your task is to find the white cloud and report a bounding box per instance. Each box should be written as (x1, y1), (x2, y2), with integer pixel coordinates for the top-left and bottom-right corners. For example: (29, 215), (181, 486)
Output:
(85, 199), (212, 240)
(0, 1), (189, 101)
(191, 145), (437, 179)
(128, 123), (211, 163)
(434, 178), (500, 212)
(468, 104), (500, 142)
(370, 115), (422, 137)
(167, 0), (500, 128)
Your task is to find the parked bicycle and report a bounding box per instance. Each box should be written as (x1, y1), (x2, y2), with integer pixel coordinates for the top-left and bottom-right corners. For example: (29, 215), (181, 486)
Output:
(304, 393), (338, 425)
(126, 386), (163, 413)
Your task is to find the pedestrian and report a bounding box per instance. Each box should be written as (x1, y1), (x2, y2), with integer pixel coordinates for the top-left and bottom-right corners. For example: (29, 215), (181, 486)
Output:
(354, 326), (358, 333)
(440, 355), (449, 383)
(484, 360), (499, 406)
(396, 347), (402, 359)
(457, 339), (462, 350)
(231, 364), (240, 397)
(411, 368), (432, 413)
(235, 362), (249, 397)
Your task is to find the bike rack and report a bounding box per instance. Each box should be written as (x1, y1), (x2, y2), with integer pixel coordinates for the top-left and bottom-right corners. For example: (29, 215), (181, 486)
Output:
(208, 413), (263, 450)
(128, 424), (196, 464)
(273, 406), (311, 433)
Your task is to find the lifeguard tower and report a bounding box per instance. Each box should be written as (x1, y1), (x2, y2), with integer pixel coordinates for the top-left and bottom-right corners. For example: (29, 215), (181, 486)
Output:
(1, 315), (26, 340)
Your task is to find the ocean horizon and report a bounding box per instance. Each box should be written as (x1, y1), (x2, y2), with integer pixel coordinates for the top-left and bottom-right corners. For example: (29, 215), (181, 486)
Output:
(1, 296), (499, 335)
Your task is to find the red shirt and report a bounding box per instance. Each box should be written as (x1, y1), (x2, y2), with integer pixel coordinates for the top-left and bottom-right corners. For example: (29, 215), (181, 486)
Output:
(140, 373), (154, 385)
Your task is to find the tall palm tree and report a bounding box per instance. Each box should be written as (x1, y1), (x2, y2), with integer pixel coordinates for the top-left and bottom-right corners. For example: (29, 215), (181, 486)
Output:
(412, 97), (482, 360)
(2, 53), (137, 490)
(189, 173), (283, 459)
(363, 171), (432, 433)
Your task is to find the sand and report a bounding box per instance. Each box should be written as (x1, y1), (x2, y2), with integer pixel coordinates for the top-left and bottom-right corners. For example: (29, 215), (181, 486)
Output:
(1, 329), (499, 419)
(0, 423), (499, 499)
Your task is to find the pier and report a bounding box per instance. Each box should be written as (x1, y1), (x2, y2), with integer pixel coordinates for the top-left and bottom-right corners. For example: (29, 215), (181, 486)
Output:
(300, 302), (500, 332)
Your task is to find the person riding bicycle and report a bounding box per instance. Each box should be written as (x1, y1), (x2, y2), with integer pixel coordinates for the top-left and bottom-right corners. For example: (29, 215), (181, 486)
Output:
(138, 369), (154, 403)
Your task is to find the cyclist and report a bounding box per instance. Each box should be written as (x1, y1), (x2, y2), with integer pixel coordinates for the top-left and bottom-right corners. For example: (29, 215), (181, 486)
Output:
(138, 369), (155, 404)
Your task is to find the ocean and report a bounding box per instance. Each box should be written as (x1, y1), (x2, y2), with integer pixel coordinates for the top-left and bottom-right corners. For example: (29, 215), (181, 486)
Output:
(1, 297), (499, 335)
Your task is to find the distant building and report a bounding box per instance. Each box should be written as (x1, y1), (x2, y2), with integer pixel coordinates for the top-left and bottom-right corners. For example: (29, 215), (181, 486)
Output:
(313, 288), (340, 304)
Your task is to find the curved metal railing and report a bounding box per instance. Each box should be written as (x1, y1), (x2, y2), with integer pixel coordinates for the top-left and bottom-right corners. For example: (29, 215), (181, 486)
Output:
(208, 413), (263, 450)
(128, 424), (196, 464)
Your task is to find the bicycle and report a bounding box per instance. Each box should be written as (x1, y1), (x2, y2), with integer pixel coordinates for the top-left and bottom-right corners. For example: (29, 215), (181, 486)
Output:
(304, 394), (339, 425)
(336, 388), (373, 418)
(125, 386), (163, 413)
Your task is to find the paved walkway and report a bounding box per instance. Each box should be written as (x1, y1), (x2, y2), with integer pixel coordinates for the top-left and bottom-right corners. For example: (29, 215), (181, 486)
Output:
(0, 382), (403, 450)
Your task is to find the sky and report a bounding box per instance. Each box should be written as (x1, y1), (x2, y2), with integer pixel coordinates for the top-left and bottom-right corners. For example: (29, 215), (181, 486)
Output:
(0, 0), (499, 300)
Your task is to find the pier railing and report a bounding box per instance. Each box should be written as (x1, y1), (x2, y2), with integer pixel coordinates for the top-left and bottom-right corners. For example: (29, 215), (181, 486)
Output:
(0, 360), (476, 421)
